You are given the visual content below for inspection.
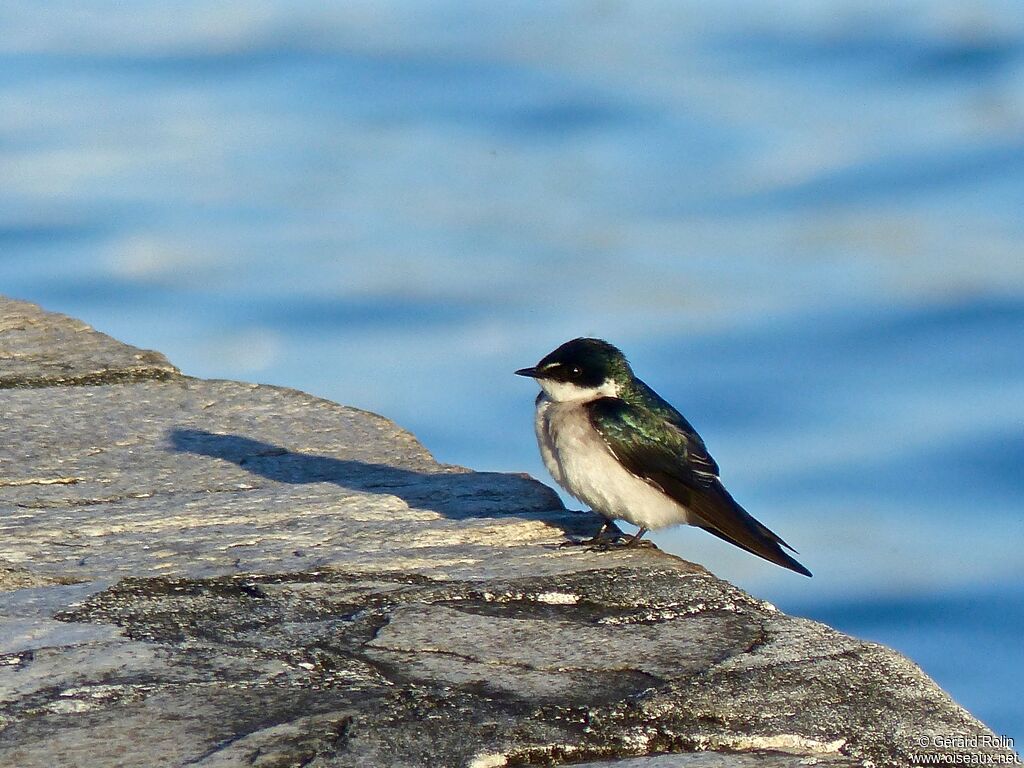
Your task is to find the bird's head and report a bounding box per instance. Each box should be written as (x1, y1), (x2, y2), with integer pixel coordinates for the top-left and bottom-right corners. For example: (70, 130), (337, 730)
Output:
(516, 337), (632, 402)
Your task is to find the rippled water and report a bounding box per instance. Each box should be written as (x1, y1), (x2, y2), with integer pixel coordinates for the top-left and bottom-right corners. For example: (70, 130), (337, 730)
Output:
(2, 1), (1022, 743)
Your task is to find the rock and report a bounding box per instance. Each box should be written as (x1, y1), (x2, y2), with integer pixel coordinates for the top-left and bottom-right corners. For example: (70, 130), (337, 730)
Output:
(0, 298), (177, 388)
(0, 297), (1015, 768)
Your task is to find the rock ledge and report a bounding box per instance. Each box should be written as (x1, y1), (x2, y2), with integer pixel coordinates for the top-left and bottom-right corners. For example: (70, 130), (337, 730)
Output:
(0, 298), (1015, 768)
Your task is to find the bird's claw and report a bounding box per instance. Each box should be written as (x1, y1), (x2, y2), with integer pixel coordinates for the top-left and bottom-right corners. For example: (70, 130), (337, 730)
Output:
(561, 534), (658, 552)
(559, 535), (620, 549)
(623, 538), (658, 550)
(560, 521), (654, 550)
(586, 538), (658, 552)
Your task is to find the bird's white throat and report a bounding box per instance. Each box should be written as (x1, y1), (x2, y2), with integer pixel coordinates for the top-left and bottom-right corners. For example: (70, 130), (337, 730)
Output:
(538, 377), (619, 403)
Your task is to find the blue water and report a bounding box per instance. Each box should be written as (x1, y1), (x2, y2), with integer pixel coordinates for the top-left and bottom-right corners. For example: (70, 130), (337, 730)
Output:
(1, 1), (1022, 744)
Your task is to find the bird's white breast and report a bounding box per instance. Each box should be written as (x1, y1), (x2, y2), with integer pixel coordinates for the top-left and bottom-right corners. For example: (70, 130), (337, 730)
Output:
(533, 395), (692, 530)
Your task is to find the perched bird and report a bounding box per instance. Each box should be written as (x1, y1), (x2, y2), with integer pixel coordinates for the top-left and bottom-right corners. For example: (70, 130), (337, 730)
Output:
(516, 337), (811, 577)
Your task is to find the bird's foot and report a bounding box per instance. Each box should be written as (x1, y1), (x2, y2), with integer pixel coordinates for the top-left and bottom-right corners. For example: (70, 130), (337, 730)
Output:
(621, 537), (658, 550)
(620, 527), (656, 549)
(561, 533), (626, 549)
(559, 520), (627, 548)
(587, 527), (658, 551)
(580, 525), (659, 552)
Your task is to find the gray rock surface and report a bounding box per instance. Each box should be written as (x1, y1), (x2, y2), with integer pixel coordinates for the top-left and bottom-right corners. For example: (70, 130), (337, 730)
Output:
(0, 298), (177, 388)
(0, 297), (1016, 768)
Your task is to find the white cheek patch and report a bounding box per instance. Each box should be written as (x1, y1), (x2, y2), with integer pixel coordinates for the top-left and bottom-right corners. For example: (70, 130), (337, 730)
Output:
(538, 379), (580, 402)
(539, 378), (618, 403)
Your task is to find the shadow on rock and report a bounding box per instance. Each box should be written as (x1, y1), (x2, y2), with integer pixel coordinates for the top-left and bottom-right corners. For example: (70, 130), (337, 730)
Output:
(168, 428), (577, 530)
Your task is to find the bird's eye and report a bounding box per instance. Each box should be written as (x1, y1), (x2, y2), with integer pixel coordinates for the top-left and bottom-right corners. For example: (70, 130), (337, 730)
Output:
(570, 366), (582, 377)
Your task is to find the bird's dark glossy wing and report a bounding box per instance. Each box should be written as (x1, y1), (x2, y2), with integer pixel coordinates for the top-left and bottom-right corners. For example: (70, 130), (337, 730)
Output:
(585, 396), (719, 491)
(585, 396), (811, 577)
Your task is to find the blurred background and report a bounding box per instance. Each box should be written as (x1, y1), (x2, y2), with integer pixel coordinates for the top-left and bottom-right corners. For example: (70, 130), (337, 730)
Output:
(2, 0), (1022, 742)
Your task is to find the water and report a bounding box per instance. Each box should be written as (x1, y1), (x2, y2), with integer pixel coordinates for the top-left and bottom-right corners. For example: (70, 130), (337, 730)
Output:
(2, 0), (1022, 743)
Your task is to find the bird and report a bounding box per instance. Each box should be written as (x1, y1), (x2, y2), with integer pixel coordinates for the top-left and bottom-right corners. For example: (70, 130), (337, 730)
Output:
(516, 337), (811, 577)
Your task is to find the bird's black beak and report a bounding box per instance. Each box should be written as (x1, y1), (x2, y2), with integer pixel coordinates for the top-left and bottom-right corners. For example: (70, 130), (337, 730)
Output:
(515, 366), (540, 378)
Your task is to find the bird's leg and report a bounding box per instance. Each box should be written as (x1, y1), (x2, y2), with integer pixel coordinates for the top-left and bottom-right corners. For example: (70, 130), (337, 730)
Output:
(560, 519), (627, 548)
(583, 520), (634, 551)
(625, 526), (647, 546)
(559, 520), (607, 548)
(582, 520), (616, 546)
(622, 527), (657, 549)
